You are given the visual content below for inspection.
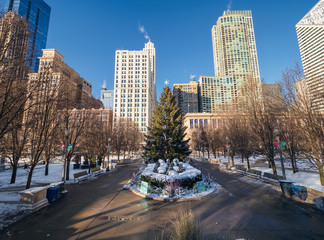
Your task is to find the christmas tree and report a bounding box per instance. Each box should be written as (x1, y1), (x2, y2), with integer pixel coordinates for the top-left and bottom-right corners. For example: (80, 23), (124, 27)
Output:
(142, 86), (191, 162)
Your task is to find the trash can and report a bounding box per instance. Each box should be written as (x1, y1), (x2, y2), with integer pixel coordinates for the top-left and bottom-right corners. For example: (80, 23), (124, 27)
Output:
(47, 182), (64, 203)
(292, 184), (308, 201)
(279, 180), (294, 197)
(47, 186), (59, 203)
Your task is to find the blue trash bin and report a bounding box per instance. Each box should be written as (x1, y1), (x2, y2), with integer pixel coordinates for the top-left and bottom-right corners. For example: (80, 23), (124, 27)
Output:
(46, 186), (59, 204)
(279, 180), (294, 197)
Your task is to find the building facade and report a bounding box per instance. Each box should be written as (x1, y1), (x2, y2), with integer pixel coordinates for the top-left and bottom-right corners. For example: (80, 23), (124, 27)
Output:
(28, 49), (102, 110)
(173, 79), (199, 114)
(211, 10), (261, 112)
(0, 11), (29, 61)
(3, 0), (51, 72)
(261, 83), (283, 110)
(296, 0), (324, 111)
(100, 88), (114, 110)
(0, 11), (31, 79)
(113, 40), (156, 133)
(198, 76), (235, 113)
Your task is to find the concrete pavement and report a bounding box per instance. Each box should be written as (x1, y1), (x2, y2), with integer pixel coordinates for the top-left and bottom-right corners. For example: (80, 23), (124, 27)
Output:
(0, 160), (324, 240)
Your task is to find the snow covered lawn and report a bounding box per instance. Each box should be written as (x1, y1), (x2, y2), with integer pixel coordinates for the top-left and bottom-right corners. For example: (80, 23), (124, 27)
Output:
(192, 154), (324, 192)
(253, 167), (324, 192)
(0, 163), (89, 189)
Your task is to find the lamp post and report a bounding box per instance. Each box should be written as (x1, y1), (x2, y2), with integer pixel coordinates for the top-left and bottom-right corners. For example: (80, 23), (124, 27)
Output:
(62, 130), (69, 182)
(274, 128), (286, 179)
(106, 137), (111, 172)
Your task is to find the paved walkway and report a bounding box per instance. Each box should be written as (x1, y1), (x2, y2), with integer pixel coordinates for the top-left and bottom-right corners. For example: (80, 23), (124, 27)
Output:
(0, 160), (324, 240)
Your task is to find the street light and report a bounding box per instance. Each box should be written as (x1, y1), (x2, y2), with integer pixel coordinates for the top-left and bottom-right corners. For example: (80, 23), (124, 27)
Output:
(274, 128), (286, 179)
(106, 137), (111, 172)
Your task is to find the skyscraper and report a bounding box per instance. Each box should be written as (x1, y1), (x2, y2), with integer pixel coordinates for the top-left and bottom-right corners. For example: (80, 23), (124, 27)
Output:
(100, 88), (114, 110)
(198, 76), (234, 113)
(2, 0), (51, 72)
(113, 41), (156, 133)
(0, 11), (29, 61)
(296, 0), (324, 111)
(211, 10), (261, 112)
(173, 79), (199, 115)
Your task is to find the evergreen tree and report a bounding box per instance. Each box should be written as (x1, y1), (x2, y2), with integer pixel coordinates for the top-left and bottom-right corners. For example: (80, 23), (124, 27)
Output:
(142, 86), (191, 162)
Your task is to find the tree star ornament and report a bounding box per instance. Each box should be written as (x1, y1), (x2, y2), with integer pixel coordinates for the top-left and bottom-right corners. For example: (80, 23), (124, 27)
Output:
(164, 80), (169, 86)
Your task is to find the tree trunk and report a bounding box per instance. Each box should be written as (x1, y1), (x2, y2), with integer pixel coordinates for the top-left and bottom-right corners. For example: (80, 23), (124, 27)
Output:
(45, 158), (50, 176)
(270, 157), (277, 175)
(66, 157), (70, 181)
(246, 156), (251, 169)
(10, 165), (17, 184)
(231, 153), (235, 167)
(241, 154), (244, 163)
(319, 166), (324, 186)
(26, 165), (35, 189)
(268, 158), (271, 168)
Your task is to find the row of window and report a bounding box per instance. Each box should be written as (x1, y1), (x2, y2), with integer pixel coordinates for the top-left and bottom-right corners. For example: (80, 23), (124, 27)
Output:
(189, 119), (223, 129)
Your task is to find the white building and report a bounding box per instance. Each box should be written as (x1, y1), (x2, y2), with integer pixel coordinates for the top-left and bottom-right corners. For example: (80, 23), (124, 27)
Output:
(113, 41), (156, 132)
(296, 0), (324, 111)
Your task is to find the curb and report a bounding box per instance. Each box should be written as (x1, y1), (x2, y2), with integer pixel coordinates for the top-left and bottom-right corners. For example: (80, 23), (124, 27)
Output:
(127, 186), (218, 202)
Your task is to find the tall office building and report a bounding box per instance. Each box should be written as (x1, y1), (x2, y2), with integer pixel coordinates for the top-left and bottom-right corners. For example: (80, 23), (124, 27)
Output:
(173, 79), (199, 115)
(113, 40), (156, 133)
(3, 0), (51, 72)
(100, 87), (114, 110)
(28, 49), (102, 110)
(0, 11), (29, 61)
(198, 76), (234, 113)
(211, 10), (261, 112)
(296, 0), (324, 111)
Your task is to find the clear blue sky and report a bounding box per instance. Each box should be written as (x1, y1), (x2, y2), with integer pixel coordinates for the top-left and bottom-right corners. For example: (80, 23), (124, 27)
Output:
(7, 0), (320, 98)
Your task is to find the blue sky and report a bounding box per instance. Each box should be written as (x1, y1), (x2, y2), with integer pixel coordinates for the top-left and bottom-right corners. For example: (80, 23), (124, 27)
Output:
(10, 0), (320, 98)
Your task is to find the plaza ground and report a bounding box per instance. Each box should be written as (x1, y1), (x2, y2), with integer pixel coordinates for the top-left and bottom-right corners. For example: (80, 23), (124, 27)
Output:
(1, 159), (324, 240)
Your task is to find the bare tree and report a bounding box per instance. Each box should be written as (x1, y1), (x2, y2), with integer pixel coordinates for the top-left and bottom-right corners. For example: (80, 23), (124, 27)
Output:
(0, 12), (32, 142)
(111, 118), (127, 161)
(281, 64), (324, 185)
(246, 78), (278, 175)
(24, 71), (59, 189)
(206, 127), (223, 159)
(60, 108), (89, 181)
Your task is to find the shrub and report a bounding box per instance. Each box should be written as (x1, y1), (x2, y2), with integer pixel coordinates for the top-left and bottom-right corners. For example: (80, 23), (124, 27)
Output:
(170, 210), (203, 240)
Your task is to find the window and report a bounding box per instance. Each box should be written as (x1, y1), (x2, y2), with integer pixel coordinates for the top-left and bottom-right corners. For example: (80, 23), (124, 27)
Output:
(204, 119), (208, 128)
(199, 119), (203, 128)
(190, 119), (193, 129)
(195, 119), (198, 128)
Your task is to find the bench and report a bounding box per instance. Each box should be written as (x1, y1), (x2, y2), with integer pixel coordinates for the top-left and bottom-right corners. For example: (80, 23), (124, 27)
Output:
(73, 171), (89, 183)
(246, 169), (262, 179)
(91, 167), (104, 177)
(263, 172), (284, 181)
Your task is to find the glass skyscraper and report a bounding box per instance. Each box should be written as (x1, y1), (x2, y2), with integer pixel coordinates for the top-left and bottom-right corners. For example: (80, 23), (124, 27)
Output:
(2, 0), (51, 72)
(100, 88), (114, 110)
(210, 10), (261, 112)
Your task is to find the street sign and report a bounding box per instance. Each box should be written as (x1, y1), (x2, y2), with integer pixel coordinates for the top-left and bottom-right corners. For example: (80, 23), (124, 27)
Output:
(140, 181), (148, 194)
(67, 144), (73, 152)
(197, 181), (205, 193)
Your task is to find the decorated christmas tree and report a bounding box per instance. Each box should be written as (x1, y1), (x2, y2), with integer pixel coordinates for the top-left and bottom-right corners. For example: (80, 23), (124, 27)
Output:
(142, 86), (191, 162)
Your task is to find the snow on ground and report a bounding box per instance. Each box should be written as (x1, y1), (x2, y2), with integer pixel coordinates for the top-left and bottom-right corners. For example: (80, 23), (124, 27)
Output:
(253, 167), (324, 192)
(191, 154), (324, 192)
(0, 203), (30, 230)
(0, 163), (87, 189)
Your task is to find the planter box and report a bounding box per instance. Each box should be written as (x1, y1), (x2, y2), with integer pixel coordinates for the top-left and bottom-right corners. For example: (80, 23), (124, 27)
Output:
(19, 186), (49, 211)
